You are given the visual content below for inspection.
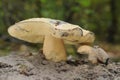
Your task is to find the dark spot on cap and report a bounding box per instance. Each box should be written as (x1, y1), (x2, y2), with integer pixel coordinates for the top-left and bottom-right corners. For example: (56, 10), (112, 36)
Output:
(61, 32), (69, 37)
(80, 29), (83, 36)
(72, 28), (83, 36)
(53, 32), (56, 35)
(55, 21), (60, 26)
(68, 29), (71, 31)
(50, 20), (66, 26)
(55, 28), (57, 30)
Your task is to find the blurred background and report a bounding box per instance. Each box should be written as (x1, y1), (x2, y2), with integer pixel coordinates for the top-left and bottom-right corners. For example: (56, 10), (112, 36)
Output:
(0, 0), (120, 60)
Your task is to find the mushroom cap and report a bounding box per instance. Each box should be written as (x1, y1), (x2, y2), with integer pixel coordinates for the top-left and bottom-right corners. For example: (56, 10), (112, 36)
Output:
(51, 24), (95, 44)
(8, 18), (95, 44)
(8, 18), (52, 43)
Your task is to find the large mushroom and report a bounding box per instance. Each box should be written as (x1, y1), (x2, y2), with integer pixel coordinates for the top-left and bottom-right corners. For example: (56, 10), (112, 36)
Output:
(8, 18), (109, 64)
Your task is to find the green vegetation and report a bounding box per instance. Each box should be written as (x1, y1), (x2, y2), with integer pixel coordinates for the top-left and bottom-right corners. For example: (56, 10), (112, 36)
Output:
(0, 0), (120, 43)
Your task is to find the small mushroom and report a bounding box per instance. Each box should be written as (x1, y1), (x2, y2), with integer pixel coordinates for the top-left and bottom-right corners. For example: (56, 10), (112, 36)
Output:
(8, 18), (98, 63)
(77, 45), (109, 64)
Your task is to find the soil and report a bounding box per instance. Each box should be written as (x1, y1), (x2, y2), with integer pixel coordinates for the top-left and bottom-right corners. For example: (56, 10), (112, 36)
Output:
(0, 52), (119, 80)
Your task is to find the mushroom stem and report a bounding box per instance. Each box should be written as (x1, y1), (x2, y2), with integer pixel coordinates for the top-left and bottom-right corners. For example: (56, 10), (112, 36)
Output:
(77, 45), (98, 64)
(43, 35), (67, 62)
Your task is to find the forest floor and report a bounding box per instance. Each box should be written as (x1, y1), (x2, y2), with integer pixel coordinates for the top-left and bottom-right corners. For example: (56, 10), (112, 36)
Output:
(0, 52), (120, 80)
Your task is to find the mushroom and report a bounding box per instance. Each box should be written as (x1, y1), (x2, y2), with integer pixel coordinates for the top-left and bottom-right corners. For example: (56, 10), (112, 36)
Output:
(8, 18), (67, 62)
(77, 45), (109, 64)
(8, 18), (109, 64)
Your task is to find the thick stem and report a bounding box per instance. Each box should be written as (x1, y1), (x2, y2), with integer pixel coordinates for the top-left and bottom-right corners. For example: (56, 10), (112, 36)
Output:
(43, 35), (67, 62)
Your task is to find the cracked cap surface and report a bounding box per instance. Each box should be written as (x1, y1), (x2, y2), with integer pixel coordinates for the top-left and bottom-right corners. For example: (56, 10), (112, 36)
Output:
(8, 18), (95, 44)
